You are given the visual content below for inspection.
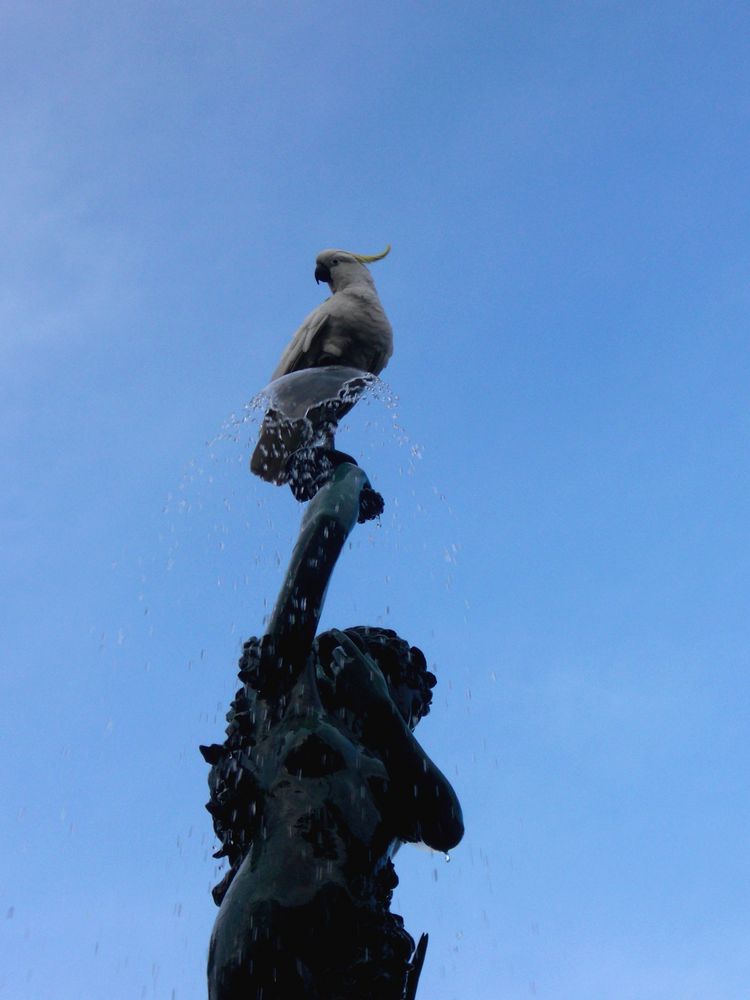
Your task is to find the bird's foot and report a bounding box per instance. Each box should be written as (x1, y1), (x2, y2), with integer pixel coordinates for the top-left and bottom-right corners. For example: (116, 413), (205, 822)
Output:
(286, 448), (384, 520)
(286, 447), (360, 501)
(286, 447), (335, 502)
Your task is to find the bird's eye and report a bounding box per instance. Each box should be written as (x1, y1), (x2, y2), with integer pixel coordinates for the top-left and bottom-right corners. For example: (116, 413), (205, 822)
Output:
(331, 258), (339, 266)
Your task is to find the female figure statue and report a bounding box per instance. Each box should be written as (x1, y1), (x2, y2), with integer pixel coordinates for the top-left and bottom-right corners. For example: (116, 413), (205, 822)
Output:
(202, 626), (463, 1000)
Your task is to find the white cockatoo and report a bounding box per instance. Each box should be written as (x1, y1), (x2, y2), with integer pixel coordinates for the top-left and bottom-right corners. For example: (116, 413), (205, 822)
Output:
(270, 245), (393, 380)
(251, 246), (393, 497)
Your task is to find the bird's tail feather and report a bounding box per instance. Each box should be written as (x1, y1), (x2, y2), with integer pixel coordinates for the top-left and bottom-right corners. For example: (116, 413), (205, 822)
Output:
(250, 409), (309, 484)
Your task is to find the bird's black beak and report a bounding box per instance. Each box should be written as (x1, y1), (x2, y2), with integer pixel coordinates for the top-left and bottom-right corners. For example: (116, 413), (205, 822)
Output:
(315, 263), (332, 285)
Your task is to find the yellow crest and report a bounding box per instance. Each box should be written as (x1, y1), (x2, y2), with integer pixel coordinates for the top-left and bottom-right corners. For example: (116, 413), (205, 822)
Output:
(350, 245), (392, 264)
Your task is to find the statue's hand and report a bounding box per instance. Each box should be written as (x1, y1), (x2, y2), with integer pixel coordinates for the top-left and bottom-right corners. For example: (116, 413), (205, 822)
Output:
(328, 629), (392, 714)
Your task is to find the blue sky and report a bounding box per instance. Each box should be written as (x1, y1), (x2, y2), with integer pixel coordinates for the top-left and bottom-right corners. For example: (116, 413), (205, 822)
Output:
(2, 2), (750, 997)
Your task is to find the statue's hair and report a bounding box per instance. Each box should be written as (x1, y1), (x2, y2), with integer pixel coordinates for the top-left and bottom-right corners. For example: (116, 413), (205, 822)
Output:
(235, 627), (437, 721)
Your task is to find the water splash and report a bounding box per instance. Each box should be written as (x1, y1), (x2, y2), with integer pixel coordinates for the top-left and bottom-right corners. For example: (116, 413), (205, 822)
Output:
(212, 366), (420, 467)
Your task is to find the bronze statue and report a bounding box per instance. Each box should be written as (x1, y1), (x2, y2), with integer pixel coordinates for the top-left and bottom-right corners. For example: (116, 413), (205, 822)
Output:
(202, 625), (463, 999)
(204, 423), (462, 998)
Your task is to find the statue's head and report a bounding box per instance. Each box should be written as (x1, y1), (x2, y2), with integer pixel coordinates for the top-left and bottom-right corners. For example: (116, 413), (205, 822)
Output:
(236, 627), (437, 731)
(317, 626), (436, 730)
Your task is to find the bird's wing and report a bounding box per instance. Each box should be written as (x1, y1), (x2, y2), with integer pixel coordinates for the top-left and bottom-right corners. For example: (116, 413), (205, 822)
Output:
(270, 301), (332, 380)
